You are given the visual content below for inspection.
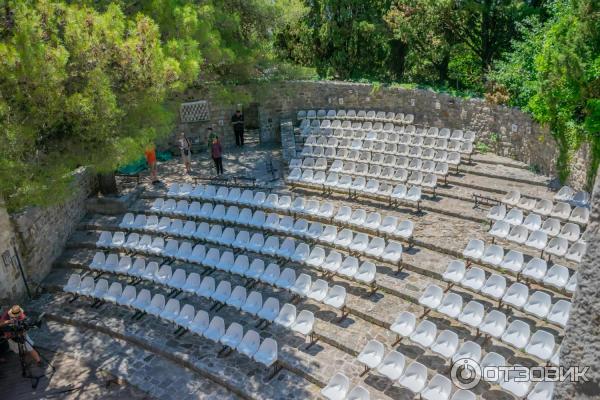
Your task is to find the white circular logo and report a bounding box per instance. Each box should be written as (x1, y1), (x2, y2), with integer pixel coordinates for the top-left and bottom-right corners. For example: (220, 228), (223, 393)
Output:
(451, 358), (481, 390)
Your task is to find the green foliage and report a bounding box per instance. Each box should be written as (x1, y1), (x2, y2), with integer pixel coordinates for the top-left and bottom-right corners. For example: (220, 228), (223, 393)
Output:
(491, 0), (600, 187)
(0, 0), (295, 211)
(475, 142), (491, 153)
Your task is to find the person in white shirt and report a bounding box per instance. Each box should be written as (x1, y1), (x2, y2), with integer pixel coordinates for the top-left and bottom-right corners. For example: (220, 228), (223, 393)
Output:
(178, 132), (192, 174)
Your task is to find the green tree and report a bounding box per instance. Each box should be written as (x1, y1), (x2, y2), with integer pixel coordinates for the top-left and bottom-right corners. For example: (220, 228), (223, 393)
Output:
(490, 0), (600, 186)
(0, 1), (195, 210)
(301, 0), (393, 80)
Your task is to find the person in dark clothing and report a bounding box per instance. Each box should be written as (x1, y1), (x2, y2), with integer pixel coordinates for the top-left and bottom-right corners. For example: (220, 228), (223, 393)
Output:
(231, 109), (244, 146)
(211, 137), (224, 175)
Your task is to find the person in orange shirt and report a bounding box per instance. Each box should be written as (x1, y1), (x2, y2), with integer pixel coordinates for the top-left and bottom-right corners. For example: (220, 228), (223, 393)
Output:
(145, 145), (159, 184)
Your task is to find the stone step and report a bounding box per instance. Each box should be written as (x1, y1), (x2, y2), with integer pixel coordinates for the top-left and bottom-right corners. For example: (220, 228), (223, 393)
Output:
(29, 319), (239, 400)
(29, 292), (322, 400)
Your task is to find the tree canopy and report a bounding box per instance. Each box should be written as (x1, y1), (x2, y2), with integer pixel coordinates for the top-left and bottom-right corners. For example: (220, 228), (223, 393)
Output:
(0, 0), (301, 211)
(0, 0), (598, 211)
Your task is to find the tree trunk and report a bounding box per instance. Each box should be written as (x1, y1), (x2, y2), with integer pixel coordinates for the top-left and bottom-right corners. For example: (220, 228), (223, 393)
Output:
(98, 172), (119, 196)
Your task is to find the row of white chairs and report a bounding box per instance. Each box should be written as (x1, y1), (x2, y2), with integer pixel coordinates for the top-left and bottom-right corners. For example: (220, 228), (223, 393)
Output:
(488, 205), (585, 239)
(419, 285), (560, 362)
(132, 209), (413, 251)
(158, 185), (416, 243)
(85, 251), (321, 342)
(489, 202), (589, 226)
(502, 191), (589, 220)
(121, 208), (403, 269)
(300, 120), (475, 143)
(289, 169), (425, 202)
(387, 312), (558, 399)
(465, 234), (586, 266)
(327, 158), (450, 179)
(554, 185), (590, 207)
(300, 141), (472, 162)
(290, 168), (438, 194)
(304, 133), (473, 155)
(301, 145), (460, 167)
(322, 371), (479, 400)
(444, 257), (577, 295)
(440, 266), (571, 327)
(63, 275), (278, 368)
(162, 184), (415, 219)
(96, 232), (349, 313)
(390, 311), (560, 400)
(489, 223), (583, 257)
(356, 341), (463, 399)
(298, 109), (414, 124)
(88, 252), (293, 323)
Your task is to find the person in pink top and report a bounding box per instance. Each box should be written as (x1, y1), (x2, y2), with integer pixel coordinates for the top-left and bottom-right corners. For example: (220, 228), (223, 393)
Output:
(211, 136), (224, 175)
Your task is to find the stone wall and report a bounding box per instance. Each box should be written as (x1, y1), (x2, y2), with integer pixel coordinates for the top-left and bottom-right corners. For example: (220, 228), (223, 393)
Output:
(1, 168), (97, 304)
(555, 172), (600, 399)
(0, 200), (27, 303)
(175, 80), (589, 190)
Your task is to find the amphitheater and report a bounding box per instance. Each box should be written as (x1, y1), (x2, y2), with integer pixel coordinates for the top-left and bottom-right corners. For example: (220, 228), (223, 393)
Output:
(2, 82), (598, 400)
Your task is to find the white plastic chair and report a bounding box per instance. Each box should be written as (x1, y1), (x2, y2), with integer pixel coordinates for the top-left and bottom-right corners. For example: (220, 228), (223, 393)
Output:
(421, 374), (452, 400)
(376, 350), (405, 380)
(419, 285), (443, 309)
(501, 250), (524, 273)
(257, 297), (280, 322)
(437, 293), (463, 318)
(522, 257), (547, 281)
(220, 322), (244, 349)
(502, 282), (529, 308)
(159, 298), (181, 323)
(546, 237), (569, 258)
(547, 299), (571, 327)
(508, 225), (529, 244)
(460, 267), (485, 291)
(525, 330), (555, 361)
(523, 213), (542, 231)
(487, 204), (507, 221)
(480, 274), (506, 300)
(410, 320), (437, 348)
(502, 320), (531, 349)
(357, 339), (385, 372)
(145, 293), (165, 317)
(479, 310), (507, 338)
(566, 241), (586, 263)
(204, 316), (225, 342)
(462, 239), (484, 260)
(397, 362), (428, 394)
(458, 301), (484, 328)
(505, 206), (527, 225)
(500, 365), (532, 397)
(528, 381), (555, 400)
(523, 291), (552, 318)
(442, 260), (466, 284)
(320, 373), (350, 400)
(481, 244), (504, 266)
(430, 330), (459, 359)
(274, 303), (297, 328)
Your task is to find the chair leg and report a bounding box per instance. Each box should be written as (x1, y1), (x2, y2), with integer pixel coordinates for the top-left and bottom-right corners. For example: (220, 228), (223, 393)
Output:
(359, 365), (370, 377)
(265, 361), (283, 381)
(337, 307), (349, 323)
(68, 294), (79, 303)
(306, 332), (318, 350)
(392, 334), (403, 347)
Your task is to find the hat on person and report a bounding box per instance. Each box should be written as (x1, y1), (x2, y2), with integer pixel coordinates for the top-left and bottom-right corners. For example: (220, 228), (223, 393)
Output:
(8, 305), (23, 318)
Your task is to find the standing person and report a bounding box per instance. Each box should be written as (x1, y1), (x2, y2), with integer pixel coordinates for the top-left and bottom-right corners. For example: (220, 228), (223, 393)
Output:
(231, 109), (244, 147)
(144, 144), (159, 184)
(178, 132), (192, 174)
(211, 137), (224, 175)
(0, 305), (42, 365)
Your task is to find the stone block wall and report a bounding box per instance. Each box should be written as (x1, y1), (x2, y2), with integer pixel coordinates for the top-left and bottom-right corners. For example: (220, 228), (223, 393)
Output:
(0, 201), (27, 304)
(2, 168), (97, 304)
(555, 172), (600, 399)
(175, 80), (589, 190)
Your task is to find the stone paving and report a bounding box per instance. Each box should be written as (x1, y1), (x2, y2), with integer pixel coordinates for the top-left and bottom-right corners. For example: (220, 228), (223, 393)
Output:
(15, 143), (580, 400)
